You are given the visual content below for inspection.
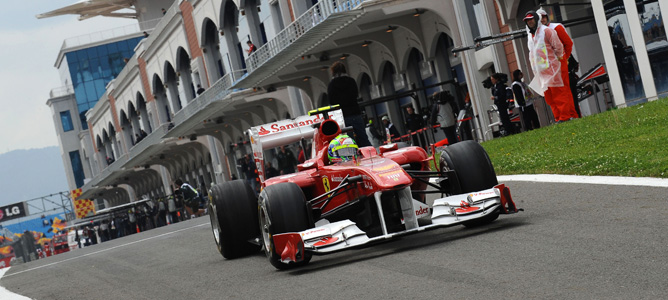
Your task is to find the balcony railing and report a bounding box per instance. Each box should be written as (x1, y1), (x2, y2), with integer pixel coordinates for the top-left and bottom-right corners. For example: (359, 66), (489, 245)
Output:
(172, 70), (246, 126)
(246, 0), (365, 72)
(62, 18), (160, 50)
(127, 123), (170, 161)
(82, 152), (128, 190)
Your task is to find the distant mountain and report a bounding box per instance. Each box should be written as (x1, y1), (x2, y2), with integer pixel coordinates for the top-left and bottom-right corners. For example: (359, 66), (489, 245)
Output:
(0, 147), (69, 207)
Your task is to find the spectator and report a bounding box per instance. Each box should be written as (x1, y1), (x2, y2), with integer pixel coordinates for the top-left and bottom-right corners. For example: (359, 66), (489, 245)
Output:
(175, 179), (204, 218)
(365, 119), (383, 148)
(404, 105), (426, 148)
(143, 31), (149, 38)
(196, 84), (205, 95)
(568, 56), (582, 118)
(276, 145), (297, 175)
(135, 133), (143, 144)
(243, 155), (259, 194)
(140, 129), (148, 139)
(157, 198), (167, 227)
(511, 69), (541, 131)
(265, 162), (279, 179)
(538, 8), (579, 122)
(430, 91), (458, 145)
(490, 73), (515, 136)
(524, 11), (575, 124)
(100, 220), (109, 242)
(168, 195), (178, 224)
(246, 40), (256, 54)
(75, 229), (81, 248)
(327, 61), (371, 147)
(382, 116), (400, 142)
(128, 209), (137, 234)
(161, 8), (166, 15)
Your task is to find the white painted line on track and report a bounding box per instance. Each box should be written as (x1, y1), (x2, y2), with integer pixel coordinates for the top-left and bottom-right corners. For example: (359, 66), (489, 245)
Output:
(2, 222), (209, 279)
(496, 174), (668, 188)
(429, 174), (668, 188)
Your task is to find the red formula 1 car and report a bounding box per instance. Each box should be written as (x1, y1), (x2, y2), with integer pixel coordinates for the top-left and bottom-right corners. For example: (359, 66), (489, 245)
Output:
(208, 107), (519, 269)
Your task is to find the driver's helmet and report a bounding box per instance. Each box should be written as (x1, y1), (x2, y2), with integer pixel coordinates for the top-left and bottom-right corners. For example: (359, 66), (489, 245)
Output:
(328, 134), (358, 163)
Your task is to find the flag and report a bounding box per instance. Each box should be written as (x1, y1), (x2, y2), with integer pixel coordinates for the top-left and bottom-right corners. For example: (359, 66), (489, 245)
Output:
(72, 188), (95, 218)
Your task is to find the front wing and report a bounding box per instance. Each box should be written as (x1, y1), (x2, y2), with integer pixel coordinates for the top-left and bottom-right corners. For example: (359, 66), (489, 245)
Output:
(273, 184), (519, 263)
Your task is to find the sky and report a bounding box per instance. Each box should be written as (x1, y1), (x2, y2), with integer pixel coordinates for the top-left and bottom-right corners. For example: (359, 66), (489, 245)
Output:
(0, 1), (136, 155)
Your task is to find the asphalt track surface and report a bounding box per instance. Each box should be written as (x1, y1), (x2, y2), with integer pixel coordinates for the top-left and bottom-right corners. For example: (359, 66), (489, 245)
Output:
(1, 179), (667, 299)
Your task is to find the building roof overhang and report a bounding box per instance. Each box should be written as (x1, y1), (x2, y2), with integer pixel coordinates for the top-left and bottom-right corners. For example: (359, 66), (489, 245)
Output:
(36, 0), (137, 21)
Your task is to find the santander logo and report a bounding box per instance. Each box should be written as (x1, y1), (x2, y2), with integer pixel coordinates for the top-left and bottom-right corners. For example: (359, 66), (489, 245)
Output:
(258, 116), (324, 136)
(415, 206), (429, 216)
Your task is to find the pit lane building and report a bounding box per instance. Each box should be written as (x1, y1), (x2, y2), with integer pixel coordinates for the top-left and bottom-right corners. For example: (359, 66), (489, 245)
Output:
(44, 0), (668, 209)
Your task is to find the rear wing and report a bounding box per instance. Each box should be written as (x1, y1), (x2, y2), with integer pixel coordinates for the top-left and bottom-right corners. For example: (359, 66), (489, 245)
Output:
(247, 109), (344, 182)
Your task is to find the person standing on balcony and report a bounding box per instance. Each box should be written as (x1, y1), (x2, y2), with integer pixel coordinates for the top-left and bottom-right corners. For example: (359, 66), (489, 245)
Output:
(327, 61), (371, 147)
(247, 40), (256, 54)
(196, 84), (205, 95)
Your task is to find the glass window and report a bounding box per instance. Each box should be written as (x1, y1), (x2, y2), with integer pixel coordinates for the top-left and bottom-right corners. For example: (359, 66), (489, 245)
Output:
(97, 44), (109, 57)
(605, 0), (646, 101)
(69, 62), (81, 84)
(69, 151), (85, 188)
(81, 60), (93, 81)
(60, 111), (74, 132)
(85, 81), (97, 101)
(118, 40), (129, 52)
(76, 49), (88, 62)
(636, 0), (668, 95)
(75, 84), (86, 105)
(90, 58), (101, 80)
(107, 42), (118, 53)
(100, 57), (112, 80)
(67, 52), (79, 63)
(94, 80), (106, 97)
(87, 47), (98, 60)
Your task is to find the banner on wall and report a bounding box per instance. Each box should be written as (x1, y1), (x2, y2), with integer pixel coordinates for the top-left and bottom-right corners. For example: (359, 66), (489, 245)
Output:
(0, 202), (29, 223)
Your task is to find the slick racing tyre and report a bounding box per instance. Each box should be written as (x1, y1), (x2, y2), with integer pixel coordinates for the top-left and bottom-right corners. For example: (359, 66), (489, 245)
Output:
(209, 180), (261, 259)
(258, 182), (314, 270)
(439, 140), (500, 227)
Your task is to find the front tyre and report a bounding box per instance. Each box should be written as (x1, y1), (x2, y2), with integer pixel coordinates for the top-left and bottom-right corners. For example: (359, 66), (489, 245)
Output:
(439, 141), (500, 227)
(209, 180), (261, 258)
(259, 182), (314, 270)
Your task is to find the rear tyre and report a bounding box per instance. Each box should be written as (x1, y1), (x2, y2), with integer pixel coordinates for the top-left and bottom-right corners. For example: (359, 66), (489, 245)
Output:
(259, 182), (314, 270)
(209, 180), (261, 258)
(439, 141), (500, 227)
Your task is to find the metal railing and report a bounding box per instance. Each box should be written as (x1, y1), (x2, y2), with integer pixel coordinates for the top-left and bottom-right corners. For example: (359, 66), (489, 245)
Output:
(172, 70), (246, 126)
(127, 123), (170, 161)
(62, 18), (160, 49)
(97, 153), (129, 180)
(246, 0), (365, 72)
(49, 85), (74, 98)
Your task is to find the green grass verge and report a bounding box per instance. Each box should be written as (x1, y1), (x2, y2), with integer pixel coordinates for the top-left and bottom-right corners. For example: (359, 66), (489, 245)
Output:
(481, 97), (668, 178)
